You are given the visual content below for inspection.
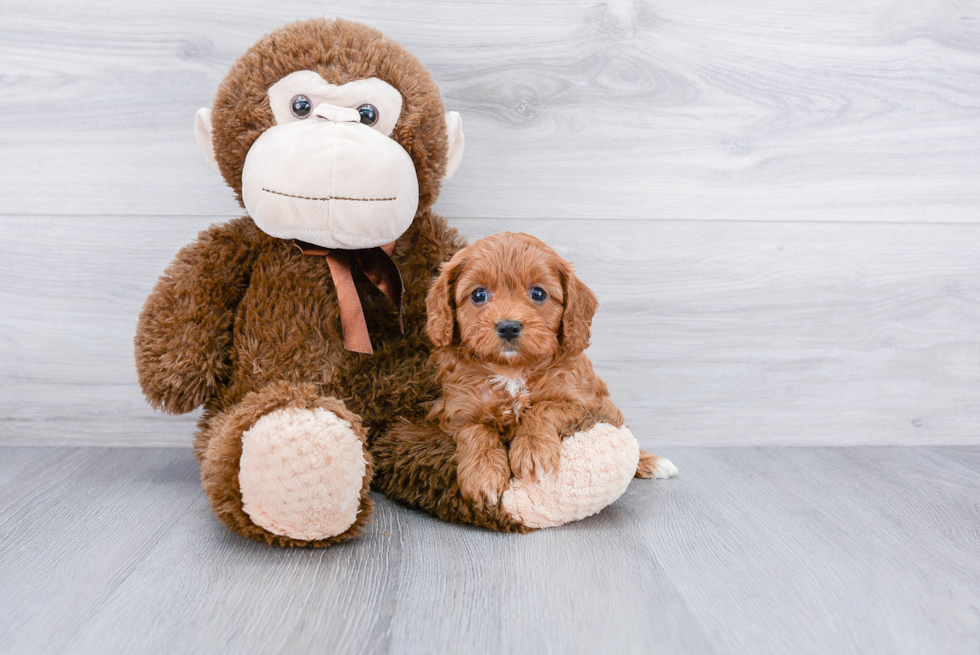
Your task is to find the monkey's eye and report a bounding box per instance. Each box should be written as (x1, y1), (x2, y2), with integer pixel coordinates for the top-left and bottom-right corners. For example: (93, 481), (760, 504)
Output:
(290, 95), (312, 119)
(529, 287), (548, 303)
(357, 103), (379, 126)
(470, 288), (489, 304)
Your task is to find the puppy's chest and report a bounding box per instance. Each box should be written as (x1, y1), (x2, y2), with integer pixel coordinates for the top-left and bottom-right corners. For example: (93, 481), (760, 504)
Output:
(482, 374), (532, 432)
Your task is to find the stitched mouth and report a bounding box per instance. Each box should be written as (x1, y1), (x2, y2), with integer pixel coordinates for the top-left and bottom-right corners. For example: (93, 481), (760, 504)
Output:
(263, 188), (396, 202)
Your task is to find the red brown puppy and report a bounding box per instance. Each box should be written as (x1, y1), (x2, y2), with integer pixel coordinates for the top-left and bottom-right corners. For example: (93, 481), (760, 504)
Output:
(425, 233), (678, 507)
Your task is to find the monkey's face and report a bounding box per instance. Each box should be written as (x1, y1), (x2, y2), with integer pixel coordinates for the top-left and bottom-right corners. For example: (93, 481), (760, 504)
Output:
(240, 71), (420, 250)
(194, 20), (465, 252)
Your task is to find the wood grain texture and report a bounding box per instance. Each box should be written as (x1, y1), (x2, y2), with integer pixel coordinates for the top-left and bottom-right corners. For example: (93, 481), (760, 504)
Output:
(1, 215), (978, 447)
(1, 446), (978, 654)
(1, 0), (978, 221)
(2, 1), (979, 447)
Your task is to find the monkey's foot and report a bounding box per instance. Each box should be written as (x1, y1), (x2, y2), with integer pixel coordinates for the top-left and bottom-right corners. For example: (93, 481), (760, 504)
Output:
(500, 423), (640, 529)
(239, 407), (369, 541)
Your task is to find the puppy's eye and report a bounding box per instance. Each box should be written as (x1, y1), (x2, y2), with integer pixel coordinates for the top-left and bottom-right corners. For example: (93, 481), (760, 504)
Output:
(470, 288), (488, 304)
(290, 95), (312, 119)
(529, 287), (548, 303)
(357, 103), (379, 126)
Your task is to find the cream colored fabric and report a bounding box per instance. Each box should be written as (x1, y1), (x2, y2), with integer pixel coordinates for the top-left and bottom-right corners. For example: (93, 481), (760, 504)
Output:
(242, 71), (419, 249)
(241, 116), (420, 250)
(194, 70), (466, 249)
(501, 423), (640, 529)
(268, 71), (403, 136)
(444, 111), (465, 181)
(239, 407), (368, 541)
(194, 108), (219, 173)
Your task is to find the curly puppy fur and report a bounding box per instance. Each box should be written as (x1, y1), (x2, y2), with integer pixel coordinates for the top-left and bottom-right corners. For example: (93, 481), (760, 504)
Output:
(420, 233), (672, 505)
(419, 233), (623, 506)
(135, 19), (487, 545)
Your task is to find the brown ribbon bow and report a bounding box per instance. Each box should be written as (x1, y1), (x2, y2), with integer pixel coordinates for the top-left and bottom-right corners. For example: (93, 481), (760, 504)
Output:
(293, 239), (404, 355)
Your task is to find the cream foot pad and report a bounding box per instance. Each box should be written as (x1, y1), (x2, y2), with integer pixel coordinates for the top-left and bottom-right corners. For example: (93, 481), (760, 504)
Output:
(501, 423), (640, 529)
(239, 407), (368, 541)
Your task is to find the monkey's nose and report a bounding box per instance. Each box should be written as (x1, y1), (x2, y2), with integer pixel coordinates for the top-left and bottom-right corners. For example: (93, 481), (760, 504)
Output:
(496, 320), (522, 342)
(313, 104), (360, 123)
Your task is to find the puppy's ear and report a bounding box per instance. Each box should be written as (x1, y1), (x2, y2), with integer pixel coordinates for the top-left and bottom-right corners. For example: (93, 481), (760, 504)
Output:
(559, 262), (599, 356)
(426, 251), (468, 348)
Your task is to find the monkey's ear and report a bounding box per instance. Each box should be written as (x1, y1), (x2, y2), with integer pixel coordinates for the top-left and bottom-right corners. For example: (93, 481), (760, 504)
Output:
(194, 108), (220, 174)
(559, 263), (599, 357)
(425, 251), (467, 348)
(443, 111), (465, 181)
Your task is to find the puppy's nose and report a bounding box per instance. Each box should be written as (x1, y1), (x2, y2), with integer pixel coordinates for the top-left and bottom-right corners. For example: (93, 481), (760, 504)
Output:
(496, 320), (522, 342)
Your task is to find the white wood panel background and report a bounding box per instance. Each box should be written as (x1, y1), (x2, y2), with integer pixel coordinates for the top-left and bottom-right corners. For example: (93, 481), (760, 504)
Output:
(1, 0), (978, 446)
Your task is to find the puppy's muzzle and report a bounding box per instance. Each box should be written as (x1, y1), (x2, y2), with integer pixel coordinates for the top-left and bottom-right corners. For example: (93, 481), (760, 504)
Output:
(496, 320), (522, 342)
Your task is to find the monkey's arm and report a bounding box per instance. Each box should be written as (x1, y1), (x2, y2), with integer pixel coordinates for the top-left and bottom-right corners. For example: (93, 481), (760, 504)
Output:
(135, 218), (257, 414)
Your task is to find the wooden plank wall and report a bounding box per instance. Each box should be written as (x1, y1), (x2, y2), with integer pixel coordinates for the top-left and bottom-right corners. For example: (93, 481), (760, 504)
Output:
(1, 0), (978, 447)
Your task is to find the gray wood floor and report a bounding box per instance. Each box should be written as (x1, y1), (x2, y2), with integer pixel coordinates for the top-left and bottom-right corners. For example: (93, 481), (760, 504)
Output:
(2, 446), (977, 654)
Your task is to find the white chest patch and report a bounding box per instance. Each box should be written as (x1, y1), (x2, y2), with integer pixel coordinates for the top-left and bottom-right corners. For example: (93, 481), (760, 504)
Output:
(488, 374), (527, 398)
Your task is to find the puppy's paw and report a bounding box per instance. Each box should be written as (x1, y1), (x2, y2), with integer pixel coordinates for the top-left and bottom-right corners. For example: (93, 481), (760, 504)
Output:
(458, 449), (511, 507)
(636, 450), (679, 479)
(509, 435), (562, 483)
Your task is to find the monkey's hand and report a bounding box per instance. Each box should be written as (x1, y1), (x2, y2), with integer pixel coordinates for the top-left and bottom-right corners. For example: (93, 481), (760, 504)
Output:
(135, 219), (256, 414)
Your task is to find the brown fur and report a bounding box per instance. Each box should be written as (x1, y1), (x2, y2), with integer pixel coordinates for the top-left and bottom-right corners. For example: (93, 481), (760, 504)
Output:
(210, 18), (449, 212)
(421, 233), (664, 505)
(135, 19), (655, 543)
(371, 419), (529, 533)
(200, 381), (374, 547)
(635, 451), (674, 479)
(135, 19), (484, 545)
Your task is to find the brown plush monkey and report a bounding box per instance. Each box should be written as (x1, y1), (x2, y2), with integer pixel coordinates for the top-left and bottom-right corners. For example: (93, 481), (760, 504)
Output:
(135, 18), (650, 547)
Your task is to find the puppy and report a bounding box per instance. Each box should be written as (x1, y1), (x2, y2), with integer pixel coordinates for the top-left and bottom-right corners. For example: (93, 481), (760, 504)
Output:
(426, 232), (677, 507)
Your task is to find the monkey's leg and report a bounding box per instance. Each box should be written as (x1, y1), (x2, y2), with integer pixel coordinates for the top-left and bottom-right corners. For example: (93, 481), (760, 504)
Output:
(371, 419), (529, 533)
(501, 423), (641, 529)
(199, 381), (373, 547)
(373, 420), (644, 532)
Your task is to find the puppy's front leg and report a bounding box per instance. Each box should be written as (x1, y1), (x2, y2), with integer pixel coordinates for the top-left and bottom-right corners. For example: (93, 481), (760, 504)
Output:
(511, 401), (580, 482)
(455, 423), (511, 507)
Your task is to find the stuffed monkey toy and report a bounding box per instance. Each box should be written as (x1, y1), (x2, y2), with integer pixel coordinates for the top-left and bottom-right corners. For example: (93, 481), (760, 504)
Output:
(135, 18), (645, 546)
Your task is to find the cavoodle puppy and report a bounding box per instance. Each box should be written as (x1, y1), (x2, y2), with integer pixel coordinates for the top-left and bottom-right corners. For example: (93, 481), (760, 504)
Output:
(425, 232), (677, 507)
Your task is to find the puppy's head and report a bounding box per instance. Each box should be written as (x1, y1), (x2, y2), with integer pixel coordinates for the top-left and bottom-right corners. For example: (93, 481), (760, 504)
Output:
(426, 232), (598, 365)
